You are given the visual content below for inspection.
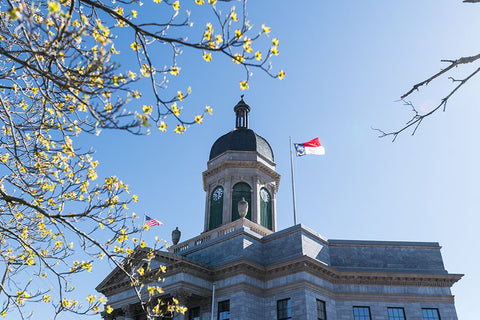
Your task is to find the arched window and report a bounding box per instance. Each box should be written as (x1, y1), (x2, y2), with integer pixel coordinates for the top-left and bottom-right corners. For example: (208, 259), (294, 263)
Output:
(209, 186), (223, 230)
(231, 182), (251, 221)
(260, 188), (272, 230)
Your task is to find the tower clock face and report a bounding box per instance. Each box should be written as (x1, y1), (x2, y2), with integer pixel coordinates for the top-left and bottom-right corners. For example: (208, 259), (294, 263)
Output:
(212, 187), (223, 201)
(260, 189), (270, 202)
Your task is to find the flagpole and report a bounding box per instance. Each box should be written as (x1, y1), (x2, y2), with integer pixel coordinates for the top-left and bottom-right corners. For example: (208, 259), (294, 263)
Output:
(289, 136), (297, 225)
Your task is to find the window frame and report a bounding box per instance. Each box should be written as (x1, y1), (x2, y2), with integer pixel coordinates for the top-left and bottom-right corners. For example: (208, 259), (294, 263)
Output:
(387, 307), (406, 320)
(209, 186), (224, 230)
(231, 182), (252, 221)
(316, 299), (326, 320)
(217, 300), (230, 320)
(277, 298), (292, 320)
(353, 306), (372, 320)
(422, 308), (441, 320)
(259, 187), (272, 230)
(188, 306), (200, 320)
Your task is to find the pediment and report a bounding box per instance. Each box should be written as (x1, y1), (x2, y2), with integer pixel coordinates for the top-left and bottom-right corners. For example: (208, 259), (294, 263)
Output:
(96, 248), (189, 294)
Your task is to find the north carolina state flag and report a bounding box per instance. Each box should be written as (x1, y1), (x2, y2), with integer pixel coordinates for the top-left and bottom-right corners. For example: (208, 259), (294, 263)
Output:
(294, 138), (325, 156)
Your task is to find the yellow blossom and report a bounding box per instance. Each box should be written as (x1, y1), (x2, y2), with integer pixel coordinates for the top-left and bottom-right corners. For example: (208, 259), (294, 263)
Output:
(130, 41), (141, 51)
(48, 1), (61, 14)
(240, 80), (249, 90)
(255, 51), (262, 61)
(230, 10), (238, 21)
(172, 1), (180, 11)
(203, 52), (212, 62)
(272, 38), (279, 46)
(170, 66), (180, 76)
(278, 70), (285, 80)
(195, 0), (204, 4)
(158, 121), (167, 132)
(195, 115), (203, 124)
(235, 29), (243, 39)
(261, 24), (271, 35)
(172, 103), (180, 116)
(243, 38), (252, 52)
(143, 105), (152, 115)
(148, 286), (156, 295)
(206, 105), (213, 115)
(232, 53), (244, 64)
(131, 10), (138, 18)
(174, 125), (185, 134)
(177, 91), (184, 101)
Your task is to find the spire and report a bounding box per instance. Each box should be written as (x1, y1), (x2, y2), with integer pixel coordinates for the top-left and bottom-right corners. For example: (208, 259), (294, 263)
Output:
(234, 95), (250, 129)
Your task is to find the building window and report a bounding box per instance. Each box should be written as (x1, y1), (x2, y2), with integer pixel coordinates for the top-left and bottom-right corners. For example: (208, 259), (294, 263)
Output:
(277, 298), (292, 320)
(353, 306), (371, 320)
(316, 299), (326, 320)
(231, 182), (251, 221)
(260, 188), (272, 230)
(388, 307), (406, 320)
(209, 186), (224, 229)
(218, 300), (230, 320)
(422, 308), (441, 320)
(188, 307), (200, 320)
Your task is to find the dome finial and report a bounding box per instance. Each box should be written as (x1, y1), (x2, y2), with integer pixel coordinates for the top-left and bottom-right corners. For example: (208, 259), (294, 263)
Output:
(234, 97), (250, 129)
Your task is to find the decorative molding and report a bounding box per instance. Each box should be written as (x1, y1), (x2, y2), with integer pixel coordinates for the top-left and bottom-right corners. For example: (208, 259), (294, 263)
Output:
(203, 160), (281, 191)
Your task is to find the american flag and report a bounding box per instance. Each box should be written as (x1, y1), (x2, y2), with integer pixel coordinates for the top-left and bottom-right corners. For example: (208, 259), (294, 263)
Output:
(145, 215), (163, 227)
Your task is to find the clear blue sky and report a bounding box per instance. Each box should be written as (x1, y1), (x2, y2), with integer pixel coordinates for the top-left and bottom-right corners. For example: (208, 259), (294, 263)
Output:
(38, 1), (480, 319)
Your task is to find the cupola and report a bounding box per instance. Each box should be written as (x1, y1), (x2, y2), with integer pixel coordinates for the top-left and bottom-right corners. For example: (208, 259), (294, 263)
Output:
(202, 98), (281, 232)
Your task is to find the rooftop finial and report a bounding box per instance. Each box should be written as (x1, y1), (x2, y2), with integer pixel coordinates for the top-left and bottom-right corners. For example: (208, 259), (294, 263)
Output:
(241, 94), (245, 100)
(234, 97), (250, 129)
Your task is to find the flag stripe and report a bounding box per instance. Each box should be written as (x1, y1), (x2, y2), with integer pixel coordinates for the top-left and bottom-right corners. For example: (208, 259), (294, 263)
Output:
(145, 216), (163, 226)
(303, 137), (321, 148)
(294, 137), (325, 156)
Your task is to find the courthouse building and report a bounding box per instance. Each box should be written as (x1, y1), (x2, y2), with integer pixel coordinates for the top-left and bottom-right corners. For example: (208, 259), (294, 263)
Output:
(96, 99), (462, 320)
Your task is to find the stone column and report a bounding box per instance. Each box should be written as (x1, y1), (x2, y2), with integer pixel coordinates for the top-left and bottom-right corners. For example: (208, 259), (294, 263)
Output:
(204, 184), (210, 232)
(224, 177), (232, 224)
(252, 177), (260, 224)
(271, 184), (277, 232)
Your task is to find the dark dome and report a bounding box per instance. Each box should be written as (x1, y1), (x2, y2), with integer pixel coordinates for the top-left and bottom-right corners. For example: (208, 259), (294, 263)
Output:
(209, 128), (274, 162)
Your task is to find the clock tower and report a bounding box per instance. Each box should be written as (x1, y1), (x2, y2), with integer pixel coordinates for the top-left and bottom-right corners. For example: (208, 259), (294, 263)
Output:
(202, 98), (281, 232)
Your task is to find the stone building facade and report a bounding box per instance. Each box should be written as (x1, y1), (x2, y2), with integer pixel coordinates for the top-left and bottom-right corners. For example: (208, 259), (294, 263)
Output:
(96, 99), (462, 320)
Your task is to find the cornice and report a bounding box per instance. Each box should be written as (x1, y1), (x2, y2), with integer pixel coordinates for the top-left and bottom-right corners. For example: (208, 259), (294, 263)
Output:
(99, 252), (463, 298)
(202, 160), (281, 191)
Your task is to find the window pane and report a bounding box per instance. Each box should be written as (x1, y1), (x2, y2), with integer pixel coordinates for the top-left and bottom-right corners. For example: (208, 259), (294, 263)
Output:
(388, 308), (406, 320)
(277, 298), (292, 320)
(209, 186), (223, 229)
(422, 308), (440, 320)
(218, 300), (230, 320)
(353, 307), (371, 320)
(189, 307), (200, 320)
(260, 188), (272, 230)
(316, 299), (326, 320)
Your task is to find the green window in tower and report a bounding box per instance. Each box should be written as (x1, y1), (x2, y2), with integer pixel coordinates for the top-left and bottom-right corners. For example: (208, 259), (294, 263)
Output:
(260, 188), (272, 230)
(209, 186), (223, 230)
(231, 182), (251, 221)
